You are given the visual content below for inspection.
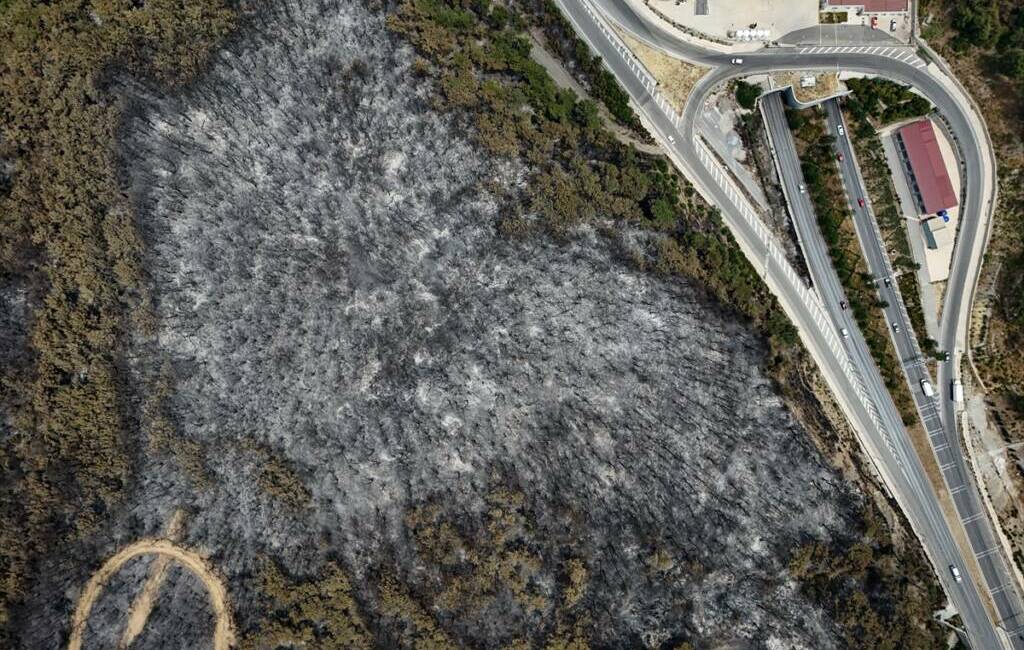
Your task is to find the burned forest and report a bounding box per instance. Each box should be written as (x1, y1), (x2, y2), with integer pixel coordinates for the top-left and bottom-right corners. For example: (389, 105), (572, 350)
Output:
(0, 0), (948, 648)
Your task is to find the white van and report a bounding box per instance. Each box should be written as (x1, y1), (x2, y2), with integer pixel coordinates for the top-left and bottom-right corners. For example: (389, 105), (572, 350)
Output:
(920, 379), (934, 397)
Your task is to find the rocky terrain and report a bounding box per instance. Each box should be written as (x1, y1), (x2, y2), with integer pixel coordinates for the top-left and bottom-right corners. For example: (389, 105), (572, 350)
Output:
(6, 1), (926, 648)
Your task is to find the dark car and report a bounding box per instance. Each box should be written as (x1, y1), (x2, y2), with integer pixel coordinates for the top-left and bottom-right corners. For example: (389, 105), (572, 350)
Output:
(837, 152), (845, 162)
(840, 300), (848, 310)
(883, 277), (892, 287)
(857, 197), (865, 208)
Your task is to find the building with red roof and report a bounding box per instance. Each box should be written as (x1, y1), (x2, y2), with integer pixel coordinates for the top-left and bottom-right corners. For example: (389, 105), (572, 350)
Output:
(896, 119), (959, 215)
(825, 0), (908, 12)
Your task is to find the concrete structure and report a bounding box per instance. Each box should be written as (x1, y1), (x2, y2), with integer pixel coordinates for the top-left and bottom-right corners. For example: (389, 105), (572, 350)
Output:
(897, 118), (959, 215)
(923, 216), (953, 251)
(772, 71), (848, 109)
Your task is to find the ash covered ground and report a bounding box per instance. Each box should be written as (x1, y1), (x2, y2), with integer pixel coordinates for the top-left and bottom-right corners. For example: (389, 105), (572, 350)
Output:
(16, 1), (877, 648)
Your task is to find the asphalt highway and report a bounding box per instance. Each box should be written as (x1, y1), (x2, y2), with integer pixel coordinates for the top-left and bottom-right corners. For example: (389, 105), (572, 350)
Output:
(822, 97), (1024, 642)
(554, 0), (1024, 646)
(759, 91), (999, 647)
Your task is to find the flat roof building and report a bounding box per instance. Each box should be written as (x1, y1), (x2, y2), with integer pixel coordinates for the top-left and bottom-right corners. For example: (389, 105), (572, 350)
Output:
(896, 119), (958, 216)
(825, 0), (908, 12)
(922, 217), (952, 250)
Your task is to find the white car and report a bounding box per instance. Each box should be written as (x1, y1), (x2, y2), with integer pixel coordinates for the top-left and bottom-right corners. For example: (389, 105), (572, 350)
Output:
(668, 135), (675, 143)
(837, 124), (845, 137)
(799, 184), (806, 194)
(731, 57), (744, 65)
(840, 327), (849, 339)
(950, 565), (962, 583)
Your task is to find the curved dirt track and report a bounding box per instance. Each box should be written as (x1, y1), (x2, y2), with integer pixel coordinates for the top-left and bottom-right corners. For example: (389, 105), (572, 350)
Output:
(67, 539), (235, 650)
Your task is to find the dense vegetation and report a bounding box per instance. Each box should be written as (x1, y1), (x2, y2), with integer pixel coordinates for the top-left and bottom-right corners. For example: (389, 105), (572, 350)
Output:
(939, 0), (1024, 78)
(524, 0), (643, 132)
(789, 503), (947, 649)
(787, 107), (920, 425)
(0, 0), (235, 639)
(734, 79), (762, 110)
(387, 0), (798, 355)
(843, 78), (931, 126)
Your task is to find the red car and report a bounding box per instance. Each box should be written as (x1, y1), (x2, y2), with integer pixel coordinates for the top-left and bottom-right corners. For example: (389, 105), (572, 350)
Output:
(857, 197), (865, 207)
(837, 152), (845, 162)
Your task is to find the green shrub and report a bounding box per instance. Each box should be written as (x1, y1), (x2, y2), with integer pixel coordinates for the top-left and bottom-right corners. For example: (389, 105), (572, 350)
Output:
(735, 80), (762, 110)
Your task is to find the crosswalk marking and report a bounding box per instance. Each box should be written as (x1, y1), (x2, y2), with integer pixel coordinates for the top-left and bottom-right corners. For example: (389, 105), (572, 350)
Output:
(798, 45), (925, 69)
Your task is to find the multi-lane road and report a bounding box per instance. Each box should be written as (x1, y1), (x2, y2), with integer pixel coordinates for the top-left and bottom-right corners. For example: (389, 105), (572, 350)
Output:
(823, 97), (1024, 643)
(553, 0), (1023, 646)
(759, 90), (1005, 646)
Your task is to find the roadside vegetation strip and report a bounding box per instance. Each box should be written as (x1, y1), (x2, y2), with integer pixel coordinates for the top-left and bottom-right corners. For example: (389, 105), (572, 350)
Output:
(67, 539), (235, 650)
(785, 106), (920, 426)
(839, 94), (936, 354)
(524, 0), (644, 133)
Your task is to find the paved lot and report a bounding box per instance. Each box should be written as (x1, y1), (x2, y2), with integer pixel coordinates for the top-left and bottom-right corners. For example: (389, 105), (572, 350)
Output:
(646, 0), (817, 41)
(781, 24), (902, 45)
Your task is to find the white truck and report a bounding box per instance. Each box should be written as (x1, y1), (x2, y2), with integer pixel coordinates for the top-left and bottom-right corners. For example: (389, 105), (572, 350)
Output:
(952, 378), (964, 403)
(920, 379), (935, 397)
